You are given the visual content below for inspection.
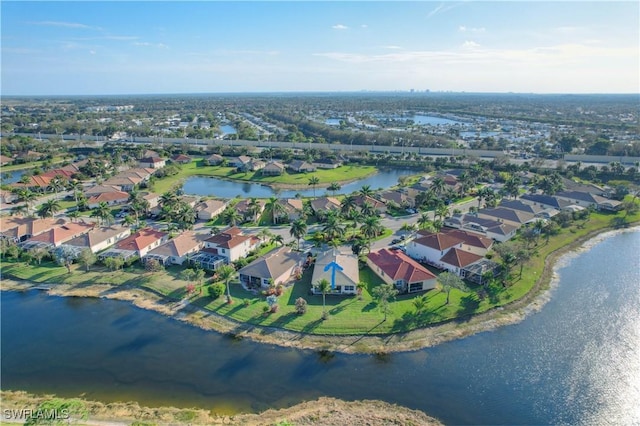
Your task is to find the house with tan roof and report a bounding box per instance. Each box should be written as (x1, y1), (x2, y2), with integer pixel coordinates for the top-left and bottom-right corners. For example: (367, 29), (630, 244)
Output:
(309, 197), (341, 215)
(0, 216), (66, 242)
(99, 228), (169, 260)
(238, 246), (305, 289)
(204, 227), (260, 262)
(235, 199), (266, 222)
(143, 231), (205, 265)
(87, 191), (130, 209)
(102, 176), (142, 192)
(277, 198), (303, 222)
(477, 207), (537, 227)
(205, 154), (224, 165)
(0, 155), (13, 166)
(170, 154), (192, 164)
(378, 190), (415, 208)
(439, 248), (484, 277)
(287, 160), (316, 173)
(367, 248), (437, 294)
(354, 195), (387, 214)
(63, 225), (131, 254)
(261, 161), (285, 176)
(444, 214), (518, 242)
(196, 199), (229, 221)
(84, 185), (124, 196)
(311, 249), (359, 295)
(21, 221), (95, 249)
(138, 157), (166, 169)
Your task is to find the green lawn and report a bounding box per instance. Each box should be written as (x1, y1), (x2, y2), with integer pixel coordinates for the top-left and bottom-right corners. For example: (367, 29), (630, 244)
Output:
(151, 160), (377, 194)
(1, 157), (67, 172)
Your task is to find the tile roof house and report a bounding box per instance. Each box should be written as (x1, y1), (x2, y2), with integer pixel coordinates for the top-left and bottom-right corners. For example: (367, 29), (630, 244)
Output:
(205, 154), (224, 165)
(99, 228), (169, 260)
(84, 185), (124, 196)
(406, 232), (464, 269)
(102, 176), (142, 192)
(378, 190), (415, 208)
(0, 155), (13, 166)
(354, 195), (387, 214)
(477, 207), (537, 227)
(554, 190), (623, 211)
(138, 157), (166, 169)
(235, 199), (266, 222)
(287, 160), (316, 173)
(367, 248), (437, 294)
(439, 248), (484, 277)
(309, 197), (341, 215)
(238, 246), (305, 289)
(87, 191), (130, 209)
(519, 193), (574, 211)
(24, 221), (95, 248)
(204, 227), (260, 262)
(444, 214), (518, 242)
(170, 154), (192, 164)
(277, 199), (304, 222)
(143, 231), (205, 265)
(312, 158), (343, 169)
(311, 249), (359, 295)
(226, 156), (252, 169)
(196, 199), (229, 221)
(261, 161), (285, 176)
(0, 216), (66, 242)
(63, 225), (131, 253)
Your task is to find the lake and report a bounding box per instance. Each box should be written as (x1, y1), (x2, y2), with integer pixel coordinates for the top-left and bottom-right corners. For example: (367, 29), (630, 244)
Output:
(2, 229), (639, 424)
(181, 168), (417, 198)
(1, 169), (27, 184)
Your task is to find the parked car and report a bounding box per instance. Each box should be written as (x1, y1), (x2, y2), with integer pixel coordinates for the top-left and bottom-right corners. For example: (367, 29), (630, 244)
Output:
(391, 238), (402, 245)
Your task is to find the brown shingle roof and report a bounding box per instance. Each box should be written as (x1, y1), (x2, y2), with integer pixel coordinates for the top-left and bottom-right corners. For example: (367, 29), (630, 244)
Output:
(413, 233), (462, 251)
(440, 248), (482, 268)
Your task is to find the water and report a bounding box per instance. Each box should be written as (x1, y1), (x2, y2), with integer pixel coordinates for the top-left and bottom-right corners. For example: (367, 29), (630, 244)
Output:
(2, 230), (639, 424)
(412, 115), (462, 126)
(325, 118), (342, 126)
(182, 169), (416, 198)
(1, 169), (26, 184)
(219, 124), (237, 135)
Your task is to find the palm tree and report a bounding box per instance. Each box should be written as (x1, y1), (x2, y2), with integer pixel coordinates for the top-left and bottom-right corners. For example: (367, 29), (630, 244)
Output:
(413, 295), (428, 314)
(438, 271), (467, 305)
(359, 185), (374, 198)
(258, 228), (274, 244)
(315, 278), (332, 318)
(271, 234), (284, 246)
(322, 214), (345, 242)
(47, 175), (67, 198)
(265, 196), (286, 225)
(123, 215), (137, 228)
(221, 207), (242, 227)
(10, 204), (28, 217)
(160, 191), (180, 209)
(308, 176), (320, 197)
(360, 215), (383, 240)
(360, 201), (376, 217)
(340, 194), (357, 216)
(16, 189), (37, 214)
(247, 198), (262, 223)
(417, 212), (432, 230)
(327, 182), (341, 196)
(37, 199), (61, 218)
(217, 264), (236, 304)
(289, 219), (308, 250)
(174, 203), (196, 230)
(91, 201), (114, 226)
(431, 177), (445, 196)
(435, 204), (449, 221)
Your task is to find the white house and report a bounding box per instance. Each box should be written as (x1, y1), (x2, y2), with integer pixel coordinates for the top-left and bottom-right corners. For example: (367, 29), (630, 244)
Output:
(367, 248), (437, 294)
(63, 225), (131, 254)
(238, 246), (305, 289)
(406, 232), (463, 269)
(311, 249), (359, 295)
(203, 227), (260, 262)
(143, 231), (205, 265)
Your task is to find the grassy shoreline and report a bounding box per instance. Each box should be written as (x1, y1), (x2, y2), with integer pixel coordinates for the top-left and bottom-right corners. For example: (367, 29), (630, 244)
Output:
(3, 215), (638, 354)
(0, 390), (442, 425)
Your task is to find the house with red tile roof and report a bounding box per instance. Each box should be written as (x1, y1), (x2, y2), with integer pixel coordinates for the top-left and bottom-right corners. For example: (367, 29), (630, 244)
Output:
(99, 228), (169, 260)
(204, 227), (260, 262)
(367, 248), (437, 294)
(406, 232), (464, 268)
(138, 157), (166, 169)
(1, 217), (66, 242)
(23, 221), (95, 249)
(439, 248), (484, 277)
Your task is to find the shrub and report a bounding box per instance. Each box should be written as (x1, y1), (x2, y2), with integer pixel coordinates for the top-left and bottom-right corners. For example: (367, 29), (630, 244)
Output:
(144, 258), (164, 272)
(270, 304), (279, 313)
(262, 305), (270, 314)
(208, 283), (225, 299)
(243, 299), (251, 307)
(275, 284), (284, 296)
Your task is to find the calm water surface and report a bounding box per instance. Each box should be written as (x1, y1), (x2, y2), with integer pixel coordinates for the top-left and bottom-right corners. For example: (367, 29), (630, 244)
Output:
(182, 168), (416, 198)
(2, 230), (639, 424)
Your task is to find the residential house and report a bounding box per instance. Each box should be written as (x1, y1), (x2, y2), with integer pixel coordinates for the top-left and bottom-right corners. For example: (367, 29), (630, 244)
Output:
(436, 228), (494, 256)
(406, 232), (464, 269)
(277, 199), (303, 222)
(21, 221), (95, 250)
(203, 226), (260, 262)
(312, 158), (342, 169)
(84, 185), (124, 197)
(99, 228), (169, 260)
(261, 161), (285, 176)
(519, 193), (574, 211)
(0, 216), (66, 242)
(476, 207), (537, 227)
(378, 190), (415, 209)
(287, 160), (316, 173)
(439, 248), (484, 277)
(311, 249), (359, 295)
(87, 190), (130, 209)
(367, 248), (437, 294)
(444, 214), (518, 242)
(138, 157), (166, 169)
(226, 156), (252, 169)
(205, 154), (224, 166)
(238, 246), (305, 289)
(196, 199), (229, 221)
(141, 192), (160, 209)
(235, 199), (266, 222)
(554, 190), (623, 211)
(170, 154), (192, 164)
(310, 197), (341, 216)
(0, 190), (17, 205)
(354, 195), (387, 214)
(0, 155), (13, 166)
(63, 225), (131, 254)
(143, 231), (205, 265)
(247, 159), (266, 172)
(102, 176), (142, 192)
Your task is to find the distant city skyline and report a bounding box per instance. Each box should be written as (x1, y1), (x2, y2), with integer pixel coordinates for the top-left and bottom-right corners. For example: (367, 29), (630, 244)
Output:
(1, 1), (638, 96)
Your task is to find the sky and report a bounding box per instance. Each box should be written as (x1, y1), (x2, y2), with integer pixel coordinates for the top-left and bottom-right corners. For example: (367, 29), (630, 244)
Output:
(1, 1), (638, 96)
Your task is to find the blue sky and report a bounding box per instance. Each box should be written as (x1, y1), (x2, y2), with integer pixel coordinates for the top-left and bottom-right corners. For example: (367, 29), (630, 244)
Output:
(1, 1), (638, 95)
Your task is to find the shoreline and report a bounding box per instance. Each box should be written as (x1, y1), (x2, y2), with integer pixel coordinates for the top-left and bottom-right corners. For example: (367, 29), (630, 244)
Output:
(3, 225), (637, 355)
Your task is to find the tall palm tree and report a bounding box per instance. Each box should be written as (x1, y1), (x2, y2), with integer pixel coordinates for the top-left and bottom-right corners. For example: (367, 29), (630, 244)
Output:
(271, 234), (284, 246)
(360, 215), (383, 240)
(68, 209), (81, 222)
(327, 182), (341, 196)
(431, 177), (446, 196)
(91, 201), (114, 226)
(315, 278), (332, 317)
(247, 198), (262, 223)
(340, 194), (357, 216)
(222, 207), (242, 227)
(160, 191), (180, 209)
(360, 201), (376, 217)
(217, 264), (236, 304)
(359, 185), (374, 198)
(10, 204), (28, 217)
(265, 196), (286, 225)
(417, 212), (432, 230)
(322, 214), (345, 242)
(47, 175), (67, 198)
(16, 189), (37, 214)
(308, 176), (320, 197)
(435, 204), (450, 221)
(37, 199), (61, 218)
(289, 219), (308, 250)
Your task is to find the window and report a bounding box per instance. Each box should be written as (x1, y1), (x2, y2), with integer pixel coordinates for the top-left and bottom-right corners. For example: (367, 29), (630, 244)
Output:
(344, 285), (355, 292)
(409, 283), (422, 293)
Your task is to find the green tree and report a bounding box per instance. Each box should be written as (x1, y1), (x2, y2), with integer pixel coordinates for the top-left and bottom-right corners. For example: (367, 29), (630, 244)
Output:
(222, 207), (243, 227)
(372, 283), (398, 321)
(308, 176), (320, 197)
(438, 271), (467, 305)
(37, 199), (61, 218)
(91, 201), (114, 226)
(217, 264), (236, 304)
(289, 219), (308, 250)
(77, 248), (97, 272)
(314, 278), (332, 318)
(265, 196), (287, 225)
(413, 294), (428, 314)
(327, 182), (341, 195)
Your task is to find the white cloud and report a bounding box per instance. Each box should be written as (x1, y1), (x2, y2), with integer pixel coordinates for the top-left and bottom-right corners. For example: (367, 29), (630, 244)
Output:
(459, 26), (486, 33)
(332, 24), (349, 30)
(381, 45), (403, 50)
(462, 41), (481, 49)
(427, 2), (463, 19)
(30, 21), (97, 30)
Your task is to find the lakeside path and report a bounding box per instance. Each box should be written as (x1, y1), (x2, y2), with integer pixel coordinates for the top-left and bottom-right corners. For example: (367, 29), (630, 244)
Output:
(3, 224), (638, 355)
